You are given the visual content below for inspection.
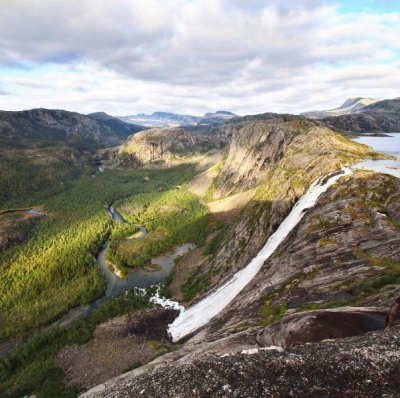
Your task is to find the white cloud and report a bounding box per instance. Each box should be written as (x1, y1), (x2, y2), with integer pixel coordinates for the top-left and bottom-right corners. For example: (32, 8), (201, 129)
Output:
(0, 0), (399, 115)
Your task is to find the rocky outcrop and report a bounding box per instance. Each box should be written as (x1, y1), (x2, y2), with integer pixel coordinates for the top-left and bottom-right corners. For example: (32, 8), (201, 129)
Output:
(179, 119), (375, 313)
(256, 307), (387, 347)
(117, 127), (227, 165)
(199, 171), (400, 341)
(386, 296), (400, 327)
(214, 117), (371, 197)
(82, 325), (400, 398)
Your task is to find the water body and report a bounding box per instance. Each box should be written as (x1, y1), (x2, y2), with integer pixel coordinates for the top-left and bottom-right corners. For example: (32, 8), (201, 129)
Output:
(54, 206), (194, 323)
(352, 133), (400, 178)
(353, 133), (400, 158)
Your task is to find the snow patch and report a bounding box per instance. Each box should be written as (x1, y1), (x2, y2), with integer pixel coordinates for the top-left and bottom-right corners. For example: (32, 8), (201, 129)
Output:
(168, 168), (354, 342)
(241, 346), (284, 355)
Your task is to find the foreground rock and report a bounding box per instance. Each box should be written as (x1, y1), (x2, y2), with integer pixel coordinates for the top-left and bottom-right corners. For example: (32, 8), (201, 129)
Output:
(82, 325), (400, 398)
(256, 307), (387, 347)
(56, 309), (177, 390)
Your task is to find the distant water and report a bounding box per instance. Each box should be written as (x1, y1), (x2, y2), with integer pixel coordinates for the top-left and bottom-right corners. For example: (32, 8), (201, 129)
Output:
(353, 133), (400, 158)
(352, 133), (400, 178)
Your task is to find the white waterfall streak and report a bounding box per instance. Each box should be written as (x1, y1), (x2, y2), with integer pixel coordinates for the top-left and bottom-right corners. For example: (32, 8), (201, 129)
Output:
(168, 167), (354, 341)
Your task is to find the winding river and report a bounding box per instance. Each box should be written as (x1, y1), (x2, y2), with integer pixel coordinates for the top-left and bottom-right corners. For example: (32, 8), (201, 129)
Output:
(2, 133), (399, 353)
(0, 204), (194, 357)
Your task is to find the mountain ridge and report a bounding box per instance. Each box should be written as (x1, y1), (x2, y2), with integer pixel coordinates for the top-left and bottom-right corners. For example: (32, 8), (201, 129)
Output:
(301, 97), (377, 119)
(118, 110), (237, 128)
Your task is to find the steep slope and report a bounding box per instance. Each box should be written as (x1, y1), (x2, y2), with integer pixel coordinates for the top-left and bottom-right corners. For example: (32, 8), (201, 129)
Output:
(183, 118), (375, 295)
(116, 126), (231, 166)
(200, 171), (400, 341)
(302, 97), (377, 119)
(87, 112), (145, 139)
(320, 98), (400, 133)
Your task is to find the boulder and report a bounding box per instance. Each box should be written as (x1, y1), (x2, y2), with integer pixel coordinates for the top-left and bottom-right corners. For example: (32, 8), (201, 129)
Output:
(256, 307), (387, 347)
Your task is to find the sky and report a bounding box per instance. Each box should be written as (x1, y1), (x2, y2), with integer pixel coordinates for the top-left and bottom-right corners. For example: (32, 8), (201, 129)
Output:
(0, 0), (399, 116)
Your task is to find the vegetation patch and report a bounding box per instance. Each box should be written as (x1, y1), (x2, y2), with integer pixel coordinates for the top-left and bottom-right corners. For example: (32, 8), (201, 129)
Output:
(107, 188), (209, 273)
(0, 287), (157, 398)
(0, 164), (197, 342)
(181, 266), (216, 302)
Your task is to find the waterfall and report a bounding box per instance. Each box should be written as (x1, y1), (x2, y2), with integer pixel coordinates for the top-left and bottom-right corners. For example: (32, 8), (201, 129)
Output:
(168, 167), (354, 342)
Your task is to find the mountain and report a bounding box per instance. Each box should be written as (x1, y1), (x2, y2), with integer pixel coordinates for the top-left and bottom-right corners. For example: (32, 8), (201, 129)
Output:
(118, 111), (201, 128)
(0, 108), (146, 203)
(118, 110), (236, 128)
(2, 105), (400, 398)
(320, 97), (400, 133)
(80, 116), (400, 397)
(197, 110), (237, 125)
(0, 108), (145, 151)
(302, 97), (377, 119)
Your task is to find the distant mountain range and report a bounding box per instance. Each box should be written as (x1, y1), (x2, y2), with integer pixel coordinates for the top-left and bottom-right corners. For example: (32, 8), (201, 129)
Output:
(319, 97), (400, 133)
(301, 97), (377, 119)
(118, 110), (237, 128)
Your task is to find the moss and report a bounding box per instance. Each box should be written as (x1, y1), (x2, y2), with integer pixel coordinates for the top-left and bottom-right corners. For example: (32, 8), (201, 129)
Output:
(299, 302), (321, 312)
(319, 237), (336, 246)
(260, 300), (288, 326)
(123, 361), (143, 373)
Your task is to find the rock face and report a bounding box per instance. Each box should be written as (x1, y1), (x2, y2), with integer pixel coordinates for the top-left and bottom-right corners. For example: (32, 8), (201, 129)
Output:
(117, 127), (228, 165)
(0, 108), (144, 151)
(386, 296), (400, 327)
(83, 325), (400, 398)
(200, 172), (400, 341)
(182, 118), (373, 311)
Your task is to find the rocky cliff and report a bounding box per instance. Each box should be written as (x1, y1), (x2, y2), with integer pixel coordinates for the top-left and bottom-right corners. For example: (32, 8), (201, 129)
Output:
(82, 168), (400, 398)
(77, 114), (400, 397)
(116, 124), (233, 166)
(83, 324), (400, 398)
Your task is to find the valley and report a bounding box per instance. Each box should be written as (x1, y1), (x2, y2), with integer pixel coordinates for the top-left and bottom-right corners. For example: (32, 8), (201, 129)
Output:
(0, 103), (399, 398)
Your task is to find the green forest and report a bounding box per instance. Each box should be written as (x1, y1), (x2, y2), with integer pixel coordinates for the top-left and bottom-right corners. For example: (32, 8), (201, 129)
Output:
(0, 164), (197, 342)
(107, 189), (209, 273)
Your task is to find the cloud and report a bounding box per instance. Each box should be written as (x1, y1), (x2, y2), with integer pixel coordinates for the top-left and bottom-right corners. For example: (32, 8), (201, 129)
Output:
(0, 0), (399, 115)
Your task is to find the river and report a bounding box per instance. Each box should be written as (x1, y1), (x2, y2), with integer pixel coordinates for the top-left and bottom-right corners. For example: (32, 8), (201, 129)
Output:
(0, 204), (194, 357)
